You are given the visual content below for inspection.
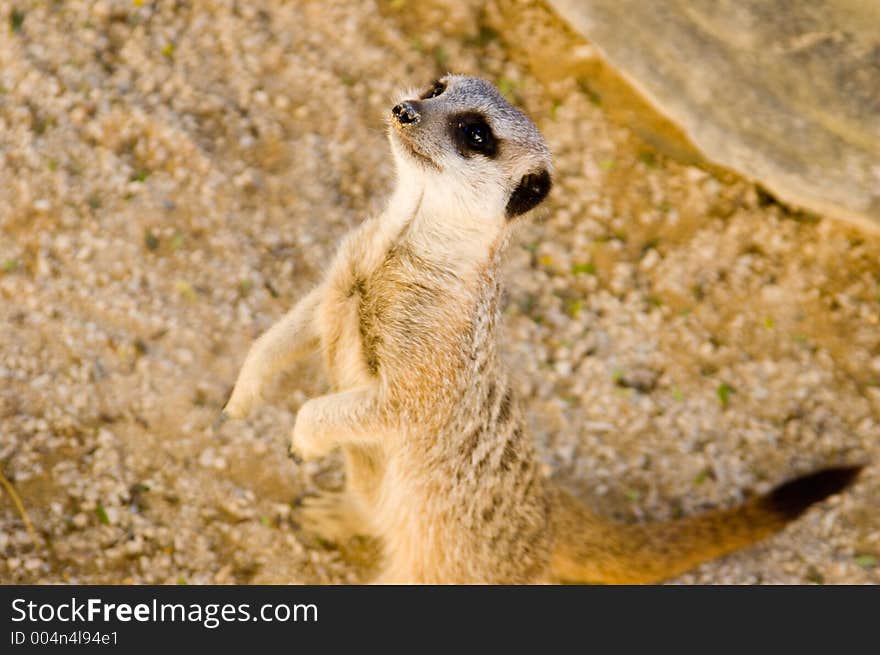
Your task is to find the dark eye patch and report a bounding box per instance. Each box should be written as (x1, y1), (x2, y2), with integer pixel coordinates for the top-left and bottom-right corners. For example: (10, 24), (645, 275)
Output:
(420, 80), (447, 99)
(449, 111), (498, 158)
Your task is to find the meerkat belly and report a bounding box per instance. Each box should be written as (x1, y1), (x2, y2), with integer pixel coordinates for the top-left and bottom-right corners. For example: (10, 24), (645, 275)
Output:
(373, 450), (551, 583)
(372, 456), (464, 582)
(372, 379), (554, 583)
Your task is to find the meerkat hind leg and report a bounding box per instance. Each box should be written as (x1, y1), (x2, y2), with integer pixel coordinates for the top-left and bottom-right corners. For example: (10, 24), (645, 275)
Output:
(295, 491), (382, 571)
(295, 491), (372, 543)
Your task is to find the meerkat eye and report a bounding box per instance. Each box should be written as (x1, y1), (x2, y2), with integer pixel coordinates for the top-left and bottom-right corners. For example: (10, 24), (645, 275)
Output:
(459, 119), (497, 156)
(463, 122), (488, 147)
(420, 80), (447, 99)
(449, 112), (499, 158)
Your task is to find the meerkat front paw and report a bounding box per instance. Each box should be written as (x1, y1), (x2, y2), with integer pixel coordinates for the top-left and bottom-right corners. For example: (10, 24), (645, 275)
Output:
(289, 426), (333, 462)
(289, 403), (335, 462)
(222, 374), (264, 420)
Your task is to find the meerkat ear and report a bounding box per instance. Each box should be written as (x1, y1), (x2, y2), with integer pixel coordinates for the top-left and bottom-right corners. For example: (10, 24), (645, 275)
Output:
(505, 169), (552, 218)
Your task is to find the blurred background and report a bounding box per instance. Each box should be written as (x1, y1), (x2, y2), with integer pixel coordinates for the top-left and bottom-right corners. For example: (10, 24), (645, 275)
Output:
(0, 0), (877, 584)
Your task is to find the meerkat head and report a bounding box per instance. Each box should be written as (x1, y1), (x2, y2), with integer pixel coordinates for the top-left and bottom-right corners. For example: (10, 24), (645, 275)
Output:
(388, 74), (552, 223)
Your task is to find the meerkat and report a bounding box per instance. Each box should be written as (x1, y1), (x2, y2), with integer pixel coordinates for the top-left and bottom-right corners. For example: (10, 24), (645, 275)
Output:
(222, 74), (863, 584)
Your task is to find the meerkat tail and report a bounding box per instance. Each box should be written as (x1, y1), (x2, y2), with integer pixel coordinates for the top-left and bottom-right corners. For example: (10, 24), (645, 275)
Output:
(549, 465), (863, 584)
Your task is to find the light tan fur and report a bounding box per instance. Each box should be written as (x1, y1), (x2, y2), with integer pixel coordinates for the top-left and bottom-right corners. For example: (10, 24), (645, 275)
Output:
(223, 75), (861, 584)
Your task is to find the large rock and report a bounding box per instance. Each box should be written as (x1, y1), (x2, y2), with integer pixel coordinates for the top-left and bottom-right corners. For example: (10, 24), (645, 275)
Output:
(550, 0), (880, 231)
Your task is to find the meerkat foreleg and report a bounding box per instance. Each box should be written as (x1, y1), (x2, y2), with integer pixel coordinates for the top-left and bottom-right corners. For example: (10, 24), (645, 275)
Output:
(289, 387), (387, 461)
(223, 286), (323, 420)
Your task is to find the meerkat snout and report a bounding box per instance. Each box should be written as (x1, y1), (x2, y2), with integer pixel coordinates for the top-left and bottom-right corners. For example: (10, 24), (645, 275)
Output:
(391, 101), (421, 125)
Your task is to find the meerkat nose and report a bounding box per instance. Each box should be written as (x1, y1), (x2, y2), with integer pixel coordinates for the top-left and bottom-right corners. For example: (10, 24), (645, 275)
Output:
(392, 101), (421, 125)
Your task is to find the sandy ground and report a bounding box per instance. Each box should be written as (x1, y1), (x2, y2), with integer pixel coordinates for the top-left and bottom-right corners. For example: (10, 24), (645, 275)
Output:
(0, 0), (877, 584)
